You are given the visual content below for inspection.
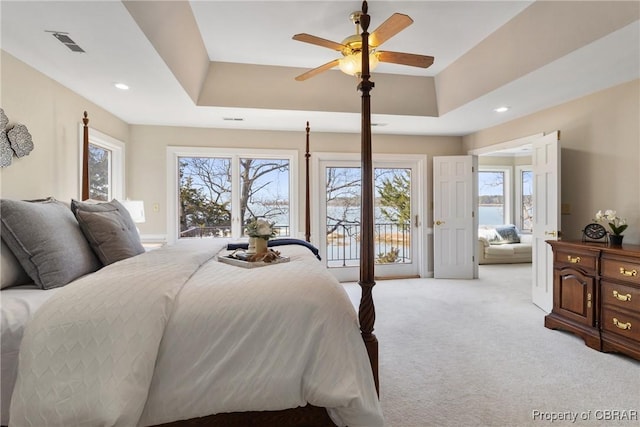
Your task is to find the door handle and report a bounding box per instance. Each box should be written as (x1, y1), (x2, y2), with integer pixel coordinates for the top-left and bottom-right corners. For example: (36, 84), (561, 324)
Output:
(545, 230), (557, 237)
(435, 220), (445, 226)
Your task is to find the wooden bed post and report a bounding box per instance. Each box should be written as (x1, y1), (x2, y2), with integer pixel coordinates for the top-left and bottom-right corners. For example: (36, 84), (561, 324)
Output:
(305, 121), (311, 243)
(81, 111), (90, 201)
(357, 0), (379, 394)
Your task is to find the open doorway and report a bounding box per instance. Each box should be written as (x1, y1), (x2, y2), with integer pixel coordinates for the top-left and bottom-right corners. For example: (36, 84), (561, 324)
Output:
(476, 146), (533, 267)
(469, 132), (561, 313)
(469, 135), (541, 270)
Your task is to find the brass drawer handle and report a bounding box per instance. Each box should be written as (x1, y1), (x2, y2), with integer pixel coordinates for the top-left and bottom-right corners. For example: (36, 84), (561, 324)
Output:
(612, 290), (632, 302)
(613, 318), (632, 331)
(567, 255), (581, 264)
(619, 267), (637, 277)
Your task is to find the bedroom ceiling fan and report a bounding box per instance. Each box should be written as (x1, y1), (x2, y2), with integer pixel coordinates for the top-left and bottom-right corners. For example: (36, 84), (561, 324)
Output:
(292, 4), (434, 81)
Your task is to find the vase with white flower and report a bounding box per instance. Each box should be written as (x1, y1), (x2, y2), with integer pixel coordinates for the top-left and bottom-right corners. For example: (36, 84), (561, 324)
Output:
(594, 209), (628, 246)
(245, 217), (276, 254)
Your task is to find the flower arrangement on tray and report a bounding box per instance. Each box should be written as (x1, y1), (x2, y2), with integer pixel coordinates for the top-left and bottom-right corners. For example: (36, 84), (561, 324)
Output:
(245, 217), (277, 240)
(245, 217), (277, 256)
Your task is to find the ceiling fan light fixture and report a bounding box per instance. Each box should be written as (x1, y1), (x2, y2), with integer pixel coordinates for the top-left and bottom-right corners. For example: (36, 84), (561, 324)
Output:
(338, 51), (379, 76)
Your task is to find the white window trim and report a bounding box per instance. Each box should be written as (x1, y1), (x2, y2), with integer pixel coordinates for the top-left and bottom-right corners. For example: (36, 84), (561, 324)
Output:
(515, 164), (533, 232)
(166, 146), (298, 245)
(478, 165), (512, 225)
(78, 125), (124, 201)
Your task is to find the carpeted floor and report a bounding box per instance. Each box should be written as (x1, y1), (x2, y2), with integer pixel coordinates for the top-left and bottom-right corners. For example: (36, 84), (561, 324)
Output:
(342, 264), (640, 427)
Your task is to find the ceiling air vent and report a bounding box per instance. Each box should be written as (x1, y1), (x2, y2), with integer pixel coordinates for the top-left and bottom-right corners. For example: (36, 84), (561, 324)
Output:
(47, 31), (85, 53)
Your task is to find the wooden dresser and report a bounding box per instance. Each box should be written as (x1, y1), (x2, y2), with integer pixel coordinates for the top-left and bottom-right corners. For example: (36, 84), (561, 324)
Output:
(545, 240), (640, 360)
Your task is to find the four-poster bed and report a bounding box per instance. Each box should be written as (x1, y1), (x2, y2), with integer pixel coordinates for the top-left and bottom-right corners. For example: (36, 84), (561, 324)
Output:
(2, 109), (381, 427)
(2, 2), (386, 426)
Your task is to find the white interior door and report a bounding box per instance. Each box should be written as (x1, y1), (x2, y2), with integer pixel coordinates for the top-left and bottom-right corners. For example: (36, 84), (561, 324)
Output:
(433, 156), (477, 279)
(531, 131), (560, 312)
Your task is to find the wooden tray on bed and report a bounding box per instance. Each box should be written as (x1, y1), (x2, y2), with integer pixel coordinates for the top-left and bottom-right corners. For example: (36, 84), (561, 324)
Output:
(218, 253), (290, 269)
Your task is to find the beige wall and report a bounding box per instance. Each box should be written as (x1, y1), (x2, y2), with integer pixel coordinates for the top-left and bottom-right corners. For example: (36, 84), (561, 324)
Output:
(0, 52), (129, 201)
(464, 79), (640, 244)
(128, 125), (463, 238)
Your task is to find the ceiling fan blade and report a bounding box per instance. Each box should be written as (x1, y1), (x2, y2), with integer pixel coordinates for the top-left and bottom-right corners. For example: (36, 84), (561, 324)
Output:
(292, 33), (345, 52)
(369, 13), (413, 47)
(295, 59), (340, 81)
(377, 51), (434, 69)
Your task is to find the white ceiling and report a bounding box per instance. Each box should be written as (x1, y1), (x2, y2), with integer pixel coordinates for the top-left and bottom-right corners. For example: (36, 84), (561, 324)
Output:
(1, 1), (639, 136)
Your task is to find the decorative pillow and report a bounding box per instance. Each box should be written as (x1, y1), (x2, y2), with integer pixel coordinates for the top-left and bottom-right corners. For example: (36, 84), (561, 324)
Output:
(71, 199), (145, 265)
(1, 238), (31, 289)
(478, 227), (502, 244)
(495, 225), (521, 244)
(0, 198), (101, 289)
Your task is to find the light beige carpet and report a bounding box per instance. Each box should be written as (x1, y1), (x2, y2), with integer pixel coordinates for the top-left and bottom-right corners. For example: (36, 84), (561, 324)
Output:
(343, 264), (640, 427)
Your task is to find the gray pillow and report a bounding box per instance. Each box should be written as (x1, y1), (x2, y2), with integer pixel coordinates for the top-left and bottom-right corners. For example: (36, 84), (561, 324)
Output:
(71, 199), (145, 265)
(495, 225), (521, 244)
(0, 198), (101, 289)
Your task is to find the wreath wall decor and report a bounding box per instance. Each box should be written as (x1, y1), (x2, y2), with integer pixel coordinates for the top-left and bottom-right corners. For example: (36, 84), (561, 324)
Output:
(0, 108), (35, 167)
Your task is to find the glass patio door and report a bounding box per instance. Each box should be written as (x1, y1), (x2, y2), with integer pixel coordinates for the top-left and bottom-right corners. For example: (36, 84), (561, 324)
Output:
(319, 157), (421, 282)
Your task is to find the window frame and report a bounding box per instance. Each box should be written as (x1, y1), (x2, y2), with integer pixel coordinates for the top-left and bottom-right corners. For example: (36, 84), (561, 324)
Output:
(515, 164), (533, 233)
(78, 125), (124, 201)
(167, 146), (298, 244)
(478, 165), (512, 226)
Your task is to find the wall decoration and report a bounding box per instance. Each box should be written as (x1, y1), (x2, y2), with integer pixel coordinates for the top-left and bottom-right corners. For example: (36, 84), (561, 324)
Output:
(0, 108), (35, 167)
(0, 108), (8, 129)
(0, 130), (12, 167)
(7, 124), (34, 157)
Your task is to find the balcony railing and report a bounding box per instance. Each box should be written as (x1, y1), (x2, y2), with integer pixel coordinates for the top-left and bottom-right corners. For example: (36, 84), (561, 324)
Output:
(326, 222), (411, 267)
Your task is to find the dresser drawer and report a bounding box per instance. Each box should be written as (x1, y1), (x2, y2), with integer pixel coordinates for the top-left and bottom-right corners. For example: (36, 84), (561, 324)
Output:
(601, 307), (640, 342)
(554, 248), (597, 272)
(601, 257), (640, 285)
(601, 280), (639, 311)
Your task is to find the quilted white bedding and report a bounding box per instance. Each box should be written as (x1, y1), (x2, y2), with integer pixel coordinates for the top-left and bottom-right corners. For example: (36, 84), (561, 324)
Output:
(8, 239), (383, 427)
(1, 285), (61, 425)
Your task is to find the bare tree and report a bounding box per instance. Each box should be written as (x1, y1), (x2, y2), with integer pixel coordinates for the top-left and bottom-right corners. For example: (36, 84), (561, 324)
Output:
(239, 158), (289, 225)
(325, 167), (361, 234)
(179, 157), (289, 234)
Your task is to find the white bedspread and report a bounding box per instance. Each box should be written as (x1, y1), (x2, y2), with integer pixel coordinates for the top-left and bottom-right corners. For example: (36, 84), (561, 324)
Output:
(1, 285), (61, 425)
(9, 240), (383, 427)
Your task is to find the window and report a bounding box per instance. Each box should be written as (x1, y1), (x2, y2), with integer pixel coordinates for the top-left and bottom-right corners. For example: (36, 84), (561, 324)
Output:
(478, 167), (511, 226)
(88, 144), (111, 200)
(79, 127), (124, 201)
(167, 147), (297, 243)
(516, 166), (533, 232)
(323, 166), (413, 267)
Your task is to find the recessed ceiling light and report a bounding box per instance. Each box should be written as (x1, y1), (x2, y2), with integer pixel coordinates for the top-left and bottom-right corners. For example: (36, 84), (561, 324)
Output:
(114, 83), (129, 90)
(494, 106), (510, 113)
